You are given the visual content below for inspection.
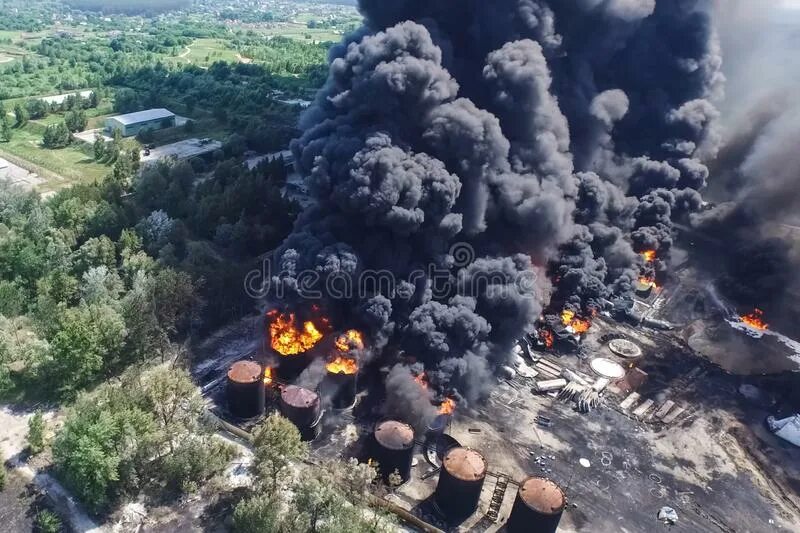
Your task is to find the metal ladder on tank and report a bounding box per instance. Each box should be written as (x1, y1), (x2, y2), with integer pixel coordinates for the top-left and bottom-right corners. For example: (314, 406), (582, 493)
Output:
(486, 474), (509, 522)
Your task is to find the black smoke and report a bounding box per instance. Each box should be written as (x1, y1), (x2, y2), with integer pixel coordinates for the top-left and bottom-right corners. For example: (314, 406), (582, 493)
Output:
(689, 1), (800, 330)
(270, 1), (722, 412)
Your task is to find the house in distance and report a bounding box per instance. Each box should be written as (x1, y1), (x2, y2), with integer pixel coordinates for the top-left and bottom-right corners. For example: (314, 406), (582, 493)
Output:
(105, 108), (176, 137)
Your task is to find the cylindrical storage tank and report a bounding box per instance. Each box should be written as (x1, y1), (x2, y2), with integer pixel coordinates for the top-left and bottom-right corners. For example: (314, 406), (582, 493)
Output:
(280, 385), (321, 437)
(425, 413), (451, 444)
(275, 352), (312, 382)
(506, 477), (566, 533)
(226, 361), (265, 419)
(434, 447), (487, 521)
(372, 420), (415, 482)
(326, 370), (357, 409)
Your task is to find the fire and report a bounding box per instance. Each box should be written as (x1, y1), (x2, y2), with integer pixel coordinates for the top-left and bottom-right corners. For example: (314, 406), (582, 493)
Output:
(740, 308), (769, 331)
(414, 371), (428, 389)
(335, 329), (364, 352)
(263, 366), (273, 385)
(639, 276), (658, 289)
(267, 310), (324, 356)
(561, 309), (591, 334)
(641, 250), (657, 262)
(540, 329), (554, 349)
(439, 397), (457, 415)
(326, 355), (358, 375)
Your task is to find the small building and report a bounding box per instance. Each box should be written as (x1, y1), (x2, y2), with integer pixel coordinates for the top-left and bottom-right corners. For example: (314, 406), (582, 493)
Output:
(105, 108), (176, 137)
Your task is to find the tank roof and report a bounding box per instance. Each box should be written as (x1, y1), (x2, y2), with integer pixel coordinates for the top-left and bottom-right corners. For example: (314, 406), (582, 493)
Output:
(281, 385), (319, 408)
(443, 447), (487, 481)
(519, 477), (566, 514)
(227, 361), (263, 384)
(374, 420), (415, 450)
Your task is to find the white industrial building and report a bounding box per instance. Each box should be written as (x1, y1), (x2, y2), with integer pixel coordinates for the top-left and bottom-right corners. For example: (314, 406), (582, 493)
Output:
(105, 108), (176, 137)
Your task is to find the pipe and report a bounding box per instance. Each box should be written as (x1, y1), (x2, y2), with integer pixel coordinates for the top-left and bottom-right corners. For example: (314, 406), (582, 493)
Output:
(365, 494), (445, 533)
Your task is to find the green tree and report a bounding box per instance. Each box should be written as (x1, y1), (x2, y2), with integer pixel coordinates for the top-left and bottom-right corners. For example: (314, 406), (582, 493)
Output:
(64, 109), (87, 132)
(0, 118), (11, 142)
(27, 411), (45, 454)
(25, 98), (47, 119)
(47, 305), (127, 397)
(42, 122), (71, 148)
(251, 413), (307, 493)
(93, 133), (106, 161)
(34, 510), (62, 533)
(0, 104), (11, 142)
(232, 494), (284, 533)
(13, 103), (28, 126)
(53, 388), (155, 512)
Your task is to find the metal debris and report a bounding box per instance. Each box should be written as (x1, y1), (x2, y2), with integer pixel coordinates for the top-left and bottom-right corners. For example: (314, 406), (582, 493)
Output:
(657, 506), (679, 525)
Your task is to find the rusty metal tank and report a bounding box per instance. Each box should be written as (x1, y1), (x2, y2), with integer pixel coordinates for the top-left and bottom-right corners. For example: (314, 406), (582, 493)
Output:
(506, 477), (566, 533)
(372, 420), (415, 482)
(434, 447), (487, 521)
(226, 360), (265, 419)
(279, 385), (322, 440)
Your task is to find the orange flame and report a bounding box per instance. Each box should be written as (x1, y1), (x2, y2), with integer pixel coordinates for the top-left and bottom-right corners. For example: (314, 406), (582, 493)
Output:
(641, 250), (657, 262)
(740, 308), (769, 331)
(561, 309), (591, 334)
(638, 276), (659, 289)
(335, 329), (364, 352)
(414, 371), (428, 389)
(326, 355), (358, 375)
(267, 310), (324, 355)
(439, 397), (456, 415)
(540, 329), (554, 349)
(263, 367), (273, 385)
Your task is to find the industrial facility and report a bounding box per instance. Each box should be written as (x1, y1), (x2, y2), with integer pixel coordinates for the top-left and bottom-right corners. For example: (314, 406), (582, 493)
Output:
(190, 263), (800, 533)
(104, 108), (176, 137)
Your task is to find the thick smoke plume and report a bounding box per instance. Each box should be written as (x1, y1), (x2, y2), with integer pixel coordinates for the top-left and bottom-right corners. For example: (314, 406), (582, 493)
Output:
(271, 0), (722, 410)
(691, 1), (800, 328)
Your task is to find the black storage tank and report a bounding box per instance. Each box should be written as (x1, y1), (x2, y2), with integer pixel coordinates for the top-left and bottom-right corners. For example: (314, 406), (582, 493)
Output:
(279, 385), (322, 440)
(372, 420), (415, 482)
(226, 361), (265, 419)
(434, 447), (487, 522)
(506, 477), (566, 533)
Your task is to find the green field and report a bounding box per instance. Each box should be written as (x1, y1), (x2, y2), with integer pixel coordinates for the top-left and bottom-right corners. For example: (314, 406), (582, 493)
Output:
(175, 38), (239, 66)
(0, 122), (110, 191)
(260, 24), (343, 43)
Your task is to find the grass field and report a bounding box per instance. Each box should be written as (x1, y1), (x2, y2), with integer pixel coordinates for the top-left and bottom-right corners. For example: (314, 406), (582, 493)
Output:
(175, 38), (239, 66)
(0, 123), (110, 191)
(260, 24), (343, 43)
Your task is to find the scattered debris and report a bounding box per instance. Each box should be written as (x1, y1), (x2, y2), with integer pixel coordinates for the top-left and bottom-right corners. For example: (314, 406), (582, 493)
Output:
(534, 378), (567, 393)
(767, 414), (800, 447)
(657, 506), (679, 525)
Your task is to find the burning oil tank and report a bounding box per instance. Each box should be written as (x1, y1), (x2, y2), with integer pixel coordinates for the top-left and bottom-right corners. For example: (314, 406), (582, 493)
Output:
(280, 385), (322, 441)
(372, 420), (415, 483)
(325, 356), (358, 409)
(434, 447), (487, 521)
(267, 310), (323, 381)
(226, 360), (265, 419)
(506, 477), (566, 533)
(275, 352), (312, 382)
(425, 413), (452, 444)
